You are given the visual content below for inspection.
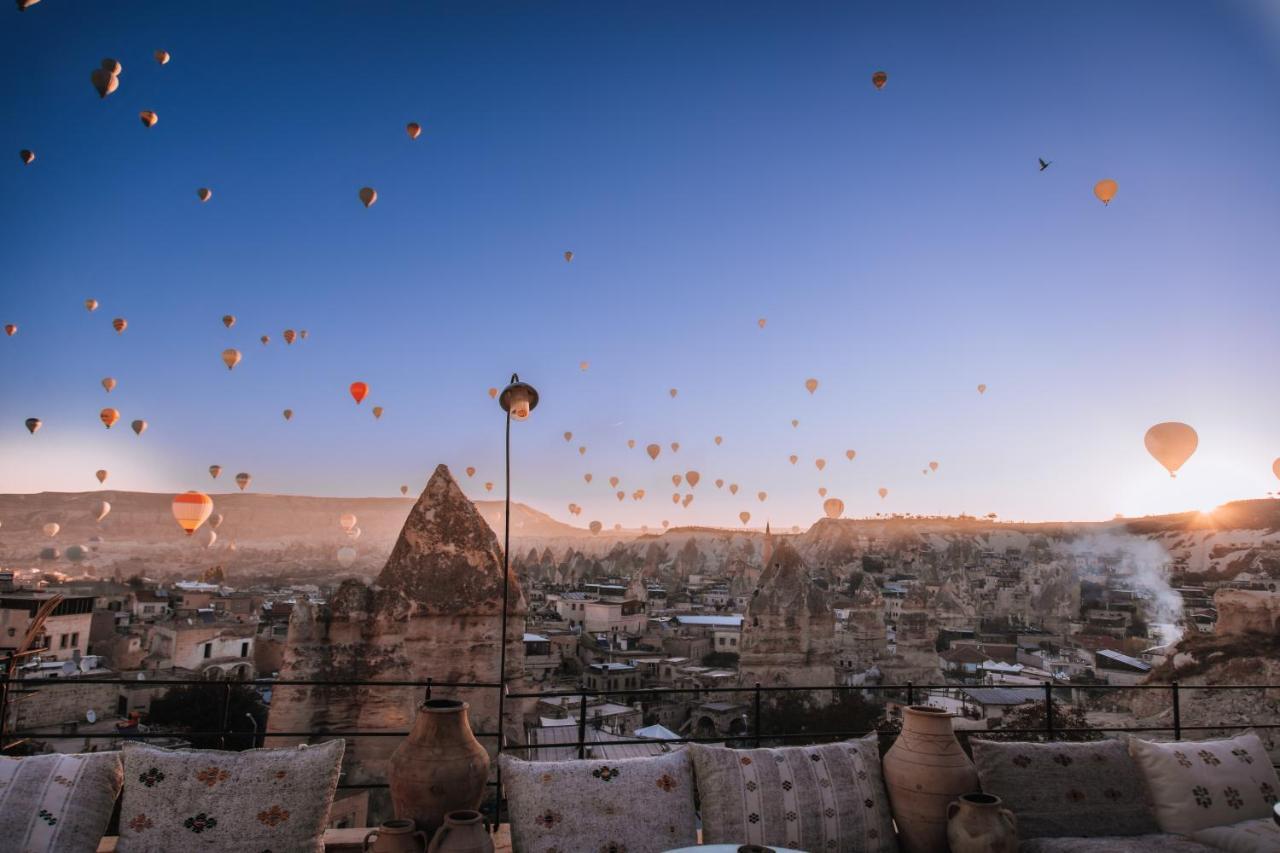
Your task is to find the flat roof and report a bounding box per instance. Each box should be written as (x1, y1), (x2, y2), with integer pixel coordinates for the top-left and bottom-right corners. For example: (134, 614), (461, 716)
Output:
(672, 614), (743, 627)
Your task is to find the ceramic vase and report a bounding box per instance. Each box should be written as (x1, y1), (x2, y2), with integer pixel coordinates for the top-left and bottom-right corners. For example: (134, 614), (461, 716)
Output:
(363, 818), (428, 852)
(882, 705), (980, 853)
(426, 809), (494, 853)
(389, 699), (490, 836)
(947, 792), (1018, 853)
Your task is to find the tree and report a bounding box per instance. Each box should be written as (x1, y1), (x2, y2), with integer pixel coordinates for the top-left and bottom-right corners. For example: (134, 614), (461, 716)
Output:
(147, 683), (267, 750)
(701, 651), (739, 668)
(757, 691), (884, 746)
(983, 700), (1102, 743)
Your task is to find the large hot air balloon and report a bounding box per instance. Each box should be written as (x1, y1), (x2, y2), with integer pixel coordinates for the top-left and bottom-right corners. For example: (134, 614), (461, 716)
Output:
(4, 324), (15, 336)
(95, 469), (108, 484)
(19, 149), (34, 165)
(222, 315), (235, 328)
(235, 472), (251, 491)
(139, 111), (158, 128)
(222, 349), (242, 370)
(350, 382), (369, 404)
(878, 487), (888, 499)
(739, 511), (751, 525)
(686, 471), (700, 488)
(283, 329), (297, 345)
(282, 409), (293, 421)
(112, 317), (127, 334)
(565, 251), (574, 263)
(197, 187), (212, 203)
(154, 50), (170, 65)
(340, 513), (357, 532)
(90, 65), (119, 99)
(805, 378), (819, 394)
(337, 546), (356, 568)
(823, 498), (844, 519)
(372, 406), (384, 419)
(43, 523), (60, 537)
(24, 418), (41, 435)
(646, 443), (661, 461)
(359, 187), (377, 208)
(94, 501), (111, 522)
(101, 377), (116, 393)
(172, 491), (213, 535)
(85, 299), (99, 312)
(872, 70), (888, 89)
(209, 464), (222, 479)
(131, 419), (147, 436)
(1144, 422), (1198, 478)
(1094, 179), (1118, 206)
(407, 122), (422, 139)
(1273, 458), (1280, 481)
(100, 408), (120, 429)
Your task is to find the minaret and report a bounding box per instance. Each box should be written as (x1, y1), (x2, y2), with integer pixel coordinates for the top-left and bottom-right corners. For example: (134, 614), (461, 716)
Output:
(762, 522), (774, 568)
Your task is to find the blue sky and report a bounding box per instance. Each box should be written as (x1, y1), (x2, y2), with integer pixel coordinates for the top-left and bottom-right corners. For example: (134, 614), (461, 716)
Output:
(2, 1), (1278, 526)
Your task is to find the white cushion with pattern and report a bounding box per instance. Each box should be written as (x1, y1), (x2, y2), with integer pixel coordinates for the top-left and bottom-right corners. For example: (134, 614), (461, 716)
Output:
(0, 751), (124, 853)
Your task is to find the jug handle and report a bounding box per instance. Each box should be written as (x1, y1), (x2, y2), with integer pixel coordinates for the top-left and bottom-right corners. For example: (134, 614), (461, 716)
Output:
(947, 799), (961, 821)
(1000, 807), (1018, 832)
(362, 829), (379, 851)
(426, 825), (449, 852)
(416, 830), (429, 850)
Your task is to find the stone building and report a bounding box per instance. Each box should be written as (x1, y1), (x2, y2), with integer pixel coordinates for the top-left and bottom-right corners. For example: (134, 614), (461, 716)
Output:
(738, 539), (835, 688)
(266, 465), (526, 816)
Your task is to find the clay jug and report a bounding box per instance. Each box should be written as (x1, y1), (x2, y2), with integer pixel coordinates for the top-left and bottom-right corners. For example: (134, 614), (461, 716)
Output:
(947, 793), (1018, 853)
(427, 809), (494, 853)
(882, 705), (979, 853)
(363, 818), (428, 852)
(389, 700), (490, 835)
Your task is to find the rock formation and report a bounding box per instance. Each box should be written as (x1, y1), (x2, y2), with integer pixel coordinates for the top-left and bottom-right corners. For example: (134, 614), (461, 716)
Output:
(738, 539), (835, 688)
(266, 465), (525, 817)
(1214, 588), (1280, 636)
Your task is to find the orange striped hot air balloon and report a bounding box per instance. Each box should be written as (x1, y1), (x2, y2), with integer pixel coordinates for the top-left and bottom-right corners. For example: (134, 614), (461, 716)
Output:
(100, 408), (120, 429)
(872, 70), (888, 90)
(112, 317), (127, 334)
(85, 299), (99, 312)
(222, 315), (235, 328)
(283, 329), (296, 345)
(171, 491), (213, 536)
(350, 382), (369, 404)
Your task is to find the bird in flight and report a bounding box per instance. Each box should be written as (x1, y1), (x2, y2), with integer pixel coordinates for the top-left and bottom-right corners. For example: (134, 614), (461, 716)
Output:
(1038, 158), (1052, 171)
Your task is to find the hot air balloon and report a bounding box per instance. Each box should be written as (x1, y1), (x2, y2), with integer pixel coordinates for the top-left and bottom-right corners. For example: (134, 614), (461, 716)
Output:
(929, 461), (938, 472)
(669, 388), (678, 398)
(686, 471), (700, 488)
(682, 494), (693, 508)
(204, 529), (217, 549)
(372, 406), (384, 419)
(90, 67), (118, 99)
(235, 472), (251, 491)
(815, 458), (826, 471)
(805, 378), (819, 394)
(337, 546), (356, 568)
(627, 439), (636, 449)
(17, 1), (41, 12)
(101, 377), (116, 393)
(789, 455), (798, 465)
(1144, 422), (1198, 478)
(922, 469), (929, 475)
(563, 432), (573, 442)
(758, 318), (766, 329)
(564, 251), (574, 263)
(85, 299), (99, 312)
(131, 420), (146, 436)
(1094, 179), (1118, 206)
(739, 512), (751, 525)
(282, 409), (293, 421)
(578, 446), (587, 456)
(210, 513), (223, 530)
(1273, 458), (1280, 481)
(818, 487), (827, 497)
(283, 329), (296, 345)
(791, 419), (799, 428)
(589, 521), (603, 535)
(139, 111), (158, 128)
(672, 474), (682, 487)
(671, 442), (680, 453)
(878, 487), (888, 499)
(112, 317), (127, 334)
(646, 444), (661, 461)
(872, 70), (888, 90)
(823, 498), (844, 519)
(222, 315), (235, 328)
(486, 482), (496, 493)
(671, 493), (680, 504)
(757, 491), (767, 502)
(19, 149), (34, 165)
(662, 520), (669, 529)
(584, 473), (593, 483)
(609, 476), (620, 488)
(43, 522), (60, 537)
(350, 382), (368, 404)
(466, 467), (477, 478)
(348, 527), (362, 541)
(4, 324), (15, 336)
(100, 408), (120, 429)
(94, 501), (110, 522)
(488, 387), (498, 399)
(95, 469), (107, 484)
(359, 187), (377, 208)
(197, 188), (212, 203)
(172, 491), (213, 535)
(407, 122), (422, 139)
(400, 485), (409, 496)
(300, 329), (308, 339)
(977, 384), (987, 395)
(221, 348), (242, 370)
(260, 335), (270, 345)
(339, 513), (357, 532)
(209, 465), (222, 479)
(154, 50), (170, 65)
(729, 484), (739, 495)
(715, 479), (724, 489)
(66, 545), (88, 562)
(616, 491), (625, 502)
(714, 435), (723, 446)
(633, 490), (645, 500)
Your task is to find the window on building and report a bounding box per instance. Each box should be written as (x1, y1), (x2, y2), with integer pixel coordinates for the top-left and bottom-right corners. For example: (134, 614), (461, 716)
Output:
(59, 633), (68, 649)
(240, 641), (249, 658)
(203, 643), (212, 659)
(70, 632), (79, 647)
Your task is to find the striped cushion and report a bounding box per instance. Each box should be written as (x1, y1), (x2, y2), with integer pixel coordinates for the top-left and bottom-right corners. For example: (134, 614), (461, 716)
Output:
(690, 735), (897, 852)
(0, 751), (124, 853)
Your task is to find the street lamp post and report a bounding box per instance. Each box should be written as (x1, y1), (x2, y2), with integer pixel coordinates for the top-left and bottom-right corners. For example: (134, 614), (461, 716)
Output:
(495, 373), (538, 824)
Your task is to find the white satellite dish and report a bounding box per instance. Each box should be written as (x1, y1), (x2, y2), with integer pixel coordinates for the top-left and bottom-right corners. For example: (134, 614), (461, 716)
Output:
(86, 709), (97, 724)
(60, 661), (76, 676)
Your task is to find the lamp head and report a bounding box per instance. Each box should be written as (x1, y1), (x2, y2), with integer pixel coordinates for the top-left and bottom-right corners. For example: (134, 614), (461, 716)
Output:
(499, 375), (538, 421)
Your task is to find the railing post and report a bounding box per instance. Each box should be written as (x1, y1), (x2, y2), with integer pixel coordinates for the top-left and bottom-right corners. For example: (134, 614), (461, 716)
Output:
(576, 682), (588, 760)
(0, 654), (10, 750)
(1043, 682), (1054, 740)
(1172, 681), (1181, 740)
(424, 676), (432, 705)
(220, 682), (232, 749)
(906, 681), (914, 707)
(753, 683), (762, 748)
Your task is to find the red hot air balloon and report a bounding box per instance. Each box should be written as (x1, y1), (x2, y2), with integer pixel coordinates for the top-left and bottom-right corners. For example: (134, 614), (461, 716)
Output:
(872, 70), (888, 90)
(350, 382), (369, 404)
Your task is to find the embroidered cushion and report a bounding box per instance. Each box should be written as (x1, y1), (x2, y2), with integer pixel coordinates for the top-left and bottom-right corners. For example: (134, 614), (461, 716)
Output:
(1127, 732), (1280, 836)
(117, 739), (344, 853)
(1190, 815), (1280, 853)
(1018, 835), (1219, 852)
(689, 735), (897, 853)
(500, 749), (697, 853)
(0, 751), (123, 853)
(971, 738), (1159, 838)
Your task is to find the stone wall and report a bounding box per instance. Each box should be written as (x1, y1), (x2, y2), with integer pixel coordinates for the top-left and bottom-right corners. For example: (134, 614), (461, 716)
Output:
(1214, 588), (1280, 636)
